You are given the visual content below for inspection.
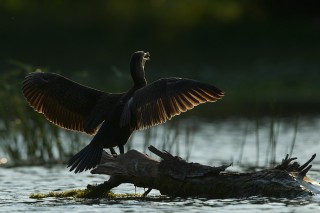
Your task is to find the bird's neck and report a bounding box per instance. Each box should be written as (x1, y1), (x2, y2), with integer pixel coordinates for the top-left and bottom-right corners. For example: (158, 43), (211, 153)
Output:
(130, 63), (147, 88)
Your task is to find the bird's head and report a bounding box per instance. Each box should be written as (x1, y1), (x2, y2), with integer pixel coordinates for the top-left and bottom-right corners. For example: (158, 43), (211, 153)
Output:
(131, 51), (150, 69)
(143, 51), (151, 65)
(130, 51), (150, 86)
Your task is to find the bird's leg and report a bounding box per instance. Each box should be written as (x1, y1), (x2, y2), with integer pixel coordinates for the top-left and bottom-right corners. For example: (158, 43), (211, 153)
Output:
(109, 147), (118, 158)
(119, 145), (124, 154)
(143, 188), (152, 197)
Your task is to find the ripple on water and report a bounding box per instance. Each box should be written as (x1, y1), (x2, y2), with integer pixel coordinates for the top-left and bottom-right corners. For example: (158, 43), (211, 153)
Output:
(1, 117), (320, 212)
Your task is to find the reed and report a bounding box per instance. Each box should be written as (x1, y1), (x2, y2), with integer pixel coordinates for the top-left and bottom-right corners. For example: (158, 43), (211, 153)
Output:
(137, 119), (197, 161)
(255, 116), (260, 166)
(289, 115), (299, 157)
(236, 113), (300, 168)
(238, 122), (248, 164)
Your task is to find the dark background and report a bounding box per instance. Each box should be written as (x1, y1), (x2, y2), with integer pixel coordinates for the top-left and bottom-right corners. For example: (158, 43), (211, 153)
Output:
(1, 0), (320, 118)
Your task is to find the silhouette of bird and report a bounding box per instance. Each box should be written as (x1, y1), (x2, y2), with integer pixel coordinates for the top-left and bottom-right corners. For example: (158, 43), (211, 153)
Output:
(22, 51), (224, 173)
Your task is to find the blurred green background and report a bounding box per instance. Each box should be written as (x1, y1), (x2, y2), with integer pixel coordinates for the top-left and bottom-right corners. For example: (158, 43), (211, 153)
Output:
(0, 0), (320, 165)
(1, 0), (320, 118)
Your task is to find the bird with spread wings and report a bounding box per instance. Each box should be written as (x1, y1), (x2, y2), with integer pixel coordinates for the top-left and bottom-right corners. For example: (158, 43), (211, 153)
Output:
(22, 51), (224, 173)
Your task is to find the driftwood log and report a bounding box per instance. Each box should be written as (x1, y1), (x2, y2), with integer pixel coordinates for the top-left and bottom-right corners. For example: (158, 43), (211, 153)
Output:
(88, 146), (320, 199)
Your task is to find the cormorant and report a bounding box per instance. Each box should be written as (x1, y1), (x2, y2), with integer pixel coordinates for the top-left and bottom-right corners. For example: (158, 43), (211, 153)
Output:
(22, 51), (224, 173)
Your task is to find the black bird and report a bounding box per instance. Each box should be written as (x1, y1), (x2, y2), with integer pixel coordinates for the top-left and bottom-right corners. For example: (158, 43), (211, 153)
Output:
(22, 51), (224, 173)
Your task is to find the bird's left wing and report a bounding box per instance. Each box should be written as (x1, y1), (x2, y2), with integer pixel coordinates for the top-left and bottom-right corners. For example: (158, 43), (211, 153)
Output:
(120, 78), (224, 130)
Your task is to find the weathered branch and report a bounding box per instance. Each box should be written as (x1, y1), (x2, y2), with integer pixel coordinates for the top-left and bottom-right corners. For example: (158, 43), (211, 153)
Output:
(89, 146), (319, 198)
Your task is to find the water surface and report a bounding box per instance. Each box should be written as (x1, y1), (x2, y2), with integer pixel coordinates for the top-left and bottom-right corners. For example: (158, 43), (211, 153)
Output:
(1, 117), (320, 212)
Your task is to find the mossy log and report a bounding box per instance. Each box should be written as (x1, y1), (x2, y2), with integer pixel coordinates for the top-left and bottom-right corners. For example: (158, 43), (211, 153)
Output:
(89, 146), (320, 199)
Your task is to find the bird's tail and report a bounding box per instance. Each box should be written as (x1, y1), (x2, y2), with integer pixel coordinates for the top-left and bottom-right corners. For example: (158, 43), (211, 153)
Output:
(67, 144), (103, 173)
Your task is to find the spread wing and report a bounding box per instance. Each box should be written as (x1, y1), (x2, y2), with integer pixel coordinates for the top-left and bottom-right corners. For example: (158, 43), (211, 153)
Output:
(22, 72), (124, 134)
(121, 78), (224, 130)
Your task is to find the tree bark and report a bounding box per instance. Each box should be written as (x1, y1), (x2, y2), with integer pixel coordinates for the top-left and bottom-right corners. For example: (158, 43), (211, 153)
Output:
(89, 146), (320, 199)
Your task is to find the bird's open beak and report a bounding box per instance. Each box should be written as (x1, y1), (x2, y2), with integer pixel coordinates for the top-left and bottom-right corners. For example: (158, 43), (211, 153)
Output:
(144, 52), (151, 61)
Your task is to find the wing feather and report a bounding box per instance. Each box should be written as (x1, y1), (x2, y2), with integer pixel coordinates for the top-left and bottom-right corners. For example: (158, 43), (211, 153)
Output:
(22, 72), (124, 134)
(124, 78), (224, 130)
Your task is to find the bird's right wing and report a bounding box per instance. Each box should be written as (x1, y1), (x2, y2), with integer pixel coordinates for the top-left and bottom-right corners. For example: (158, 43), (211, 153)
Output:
(22, 72), (124, 135)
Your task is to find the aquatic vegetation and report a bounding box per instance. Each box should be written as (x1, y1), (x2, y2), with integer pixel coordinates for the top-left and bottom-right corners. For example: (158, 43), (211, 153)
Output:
(30, 188), (142, 199)
(236, 115), (300, 167)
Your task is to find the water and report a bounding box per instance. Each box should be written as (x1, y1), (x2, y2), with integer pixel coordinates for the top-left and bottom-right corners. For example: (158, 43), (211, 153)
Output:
(1, 117), (320, 212)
